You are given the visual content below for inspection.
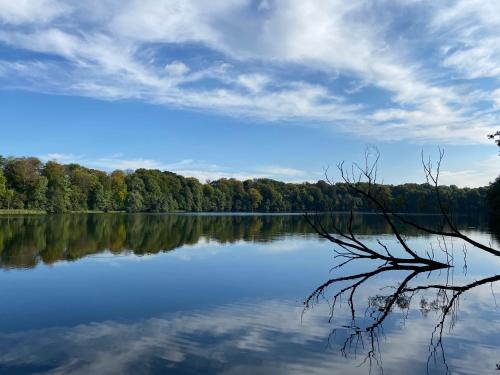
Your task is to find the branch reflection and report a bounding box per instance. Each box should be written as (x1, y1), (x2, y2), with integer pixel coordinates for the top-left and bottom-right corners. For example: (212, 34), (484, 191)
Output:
(305, 252), (500, 374)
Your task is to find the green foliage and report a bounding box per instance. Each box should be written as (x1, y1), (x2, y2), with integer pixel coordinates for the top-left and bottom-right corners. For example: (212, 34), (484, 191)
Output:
(0, 154), (490, 214)
(248, 188), (263, 211)
(43, 161), (72, 213)
(125, 191), (144, 212)
(90, 182), (107, 211)
(111, 170), (127, 210)
(3, 157), (44, 209)
(0, 170), (6, 200)
(30, 176), (48, 210)
(488, 176), (500, 214)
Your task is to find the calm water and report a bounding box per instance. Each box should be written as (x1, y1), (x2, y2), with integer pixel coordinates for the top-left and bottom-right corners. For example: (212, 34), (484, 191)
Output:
(0, 213), (498, 374)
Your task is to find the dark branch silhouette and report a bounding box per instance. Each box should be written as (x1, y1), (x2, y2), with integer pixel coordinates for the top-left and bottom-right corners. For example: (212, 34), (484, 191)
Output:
(489, 131), (500, 148)
(310, 147), (499, 262)
(303, 148), (500, 374)
(306, 259), (499, 374)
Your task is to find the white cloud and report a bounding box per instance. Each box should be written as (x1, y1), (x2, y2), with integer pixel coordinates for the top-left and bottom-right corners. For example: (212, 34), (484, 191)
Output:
(491, 89), (500, 109)
(37, 153), (315, 182)
(40, 153), (81, 164)
(432, 1), (500, 80)
(90, 157), (168, 171)
(39, 153), (170, 172)
(259, 166), (304, 177)
(35, 149), (500, 187)
(439, 155), (500, 187)
(0, 0), (499, 143)
(164, 61), (189, 76)
(237, 73), (270, 93)
(0, 0), (68, 24)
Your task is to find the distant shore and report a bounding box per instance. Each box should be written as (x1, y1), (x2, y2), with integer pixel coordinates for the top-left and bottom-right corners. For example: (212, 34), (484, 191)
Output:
(0, 209), (126, 215)
(0, 209), (46, 215)
(0, 209), (486, 217)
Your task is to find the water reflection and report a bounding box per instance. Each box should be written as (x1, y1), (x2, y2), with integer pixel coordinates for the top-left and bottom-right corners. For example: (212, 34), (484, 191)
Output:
(0, 213), (498, 374)
(305, 262), (500, 374)
(303, 212), (500, 375)
(0, 287), (498, 375)
(0, 213), (491, 269)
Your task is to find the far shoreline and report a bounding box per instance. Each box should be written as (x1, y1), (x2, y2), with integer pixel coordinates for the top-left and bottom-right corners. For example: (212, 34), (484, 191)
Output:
(0, 209), (484, 217)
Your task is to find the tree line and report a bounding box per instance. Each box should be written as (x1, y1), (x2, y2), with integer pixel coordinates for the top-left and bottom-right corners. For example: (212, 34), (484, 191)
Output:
(0, 155), (489, 214)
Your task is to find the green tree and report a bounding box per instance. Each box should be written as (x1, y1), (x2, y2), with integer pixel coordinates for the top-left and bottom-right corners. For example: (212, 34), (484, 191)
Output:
(4, 157), (44, 208)
(0, 171), (15, 209)
(488, 176), (500, 214)
(43, 161), (71, 213)
(111, 170), (127, 210)
(125, 191), (144, 212)
(90, 182), (108, 211)
(0, 170), (6, 204)
(248, 188), (262, 211)
(0, 153), (490, 214)
(30, 176), (48, 210)
(67, 165), (97, 210)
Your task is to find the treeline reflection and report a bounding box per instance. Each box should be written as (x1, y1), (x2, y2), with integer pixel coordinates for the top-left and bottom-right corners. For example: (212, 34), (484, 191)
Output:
(0, 213), (490, 269)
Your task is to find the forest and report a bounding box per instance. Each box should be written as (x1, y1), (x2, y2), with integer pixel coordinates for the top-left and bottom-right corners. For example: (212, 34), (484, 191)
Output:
(0, 155), (490, 214)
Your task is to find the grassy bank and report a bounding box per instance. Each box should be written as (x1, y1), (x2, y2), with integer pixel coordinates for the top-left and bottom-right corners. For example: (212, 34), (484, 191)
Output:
(0, 210), (127, 215)
(0, 209), (46, 215)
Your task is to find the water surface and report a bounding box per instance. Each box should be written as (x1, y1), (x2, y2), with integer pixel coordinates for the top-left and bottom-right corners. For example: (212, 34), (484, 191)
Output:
(0, 213), (498, 374)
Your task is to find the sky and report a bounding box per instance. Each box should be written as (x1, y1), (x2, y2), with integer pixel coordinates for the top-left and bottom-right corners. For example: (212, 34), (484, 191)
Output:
(0, 0), (499, 187)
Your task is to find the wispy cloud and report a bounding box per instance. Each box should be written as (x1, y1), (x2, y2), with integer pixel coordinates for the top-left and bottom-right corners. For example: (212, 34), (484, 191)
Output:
(0, 1), (499, 143)
(44, 153), (80, 164)
(39, 153), (312, 182)
(259, 166), (305, 177)
(439, 155), (500, 187)
(0, 0), (68, 24)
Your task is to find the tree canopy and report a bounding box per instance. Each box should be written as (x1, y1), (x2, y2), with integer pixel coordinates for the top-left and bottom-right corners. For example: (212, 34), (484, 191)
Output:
(487, 132), (500, 214)
(0, 155), (490, 214)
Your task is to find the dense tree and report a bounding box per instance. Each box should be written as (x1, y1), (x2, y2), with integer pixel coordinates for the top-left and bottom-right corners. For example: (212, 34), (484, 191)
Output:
(89, 170), (112, 211)
(488, 176), (500, 214)
(0, 170), (9, 208)
(488, 133), (500, 214)
(43, 161), (72, 213)
(125, 191), (144, 212)
(110, 170), (127, 210)
(67, 164), (97, 210)
(4, 157), (45, 209)
(248, 188), (262, 211)
(0, 154), (491, 214)
(30, 176), (48, 210)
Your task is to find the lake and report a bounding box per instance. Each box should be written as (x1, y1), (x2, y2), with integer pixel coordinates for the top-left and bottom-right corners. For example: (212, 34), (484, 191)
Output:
(0, 213), (498, 374)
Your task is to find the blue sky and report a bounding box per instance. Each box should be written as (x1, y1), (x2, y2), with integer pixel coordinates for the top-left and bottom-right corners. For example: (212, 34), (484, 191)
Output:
(0, 0), (499, 186)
